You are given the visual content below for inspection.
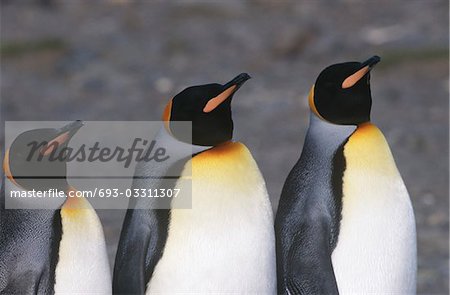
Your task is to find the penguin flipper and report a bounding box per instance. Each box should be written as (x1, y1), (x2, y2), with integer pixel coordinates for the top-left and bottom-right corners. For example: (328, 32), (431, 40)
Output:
(284, 217), (339, 295)
(113, 209), (169, 294)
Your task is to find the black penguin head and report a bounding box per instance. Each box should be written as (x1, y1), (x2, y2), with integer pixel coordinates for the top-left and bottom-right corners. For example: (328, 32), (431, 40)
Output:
(162, 73), (251, 146)
(3, 121), (83, 192)
(309, 55), (381, 125)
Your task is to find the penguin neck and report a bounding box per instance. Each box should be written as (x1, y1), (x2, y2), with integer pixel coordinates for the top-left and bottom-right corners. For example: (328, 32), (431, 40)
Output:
(356, 121), (374, 129)
(1, 181), (59, 223)
(155, 126), (212, 160)
(61, 186), (95, 211)
(128, 127), (212, 210)
(306, 111), (355, 154)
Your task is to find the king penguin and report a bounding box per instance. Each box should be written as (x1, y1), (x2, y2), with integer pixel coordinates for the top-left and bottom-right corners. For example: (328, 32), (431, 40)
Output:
(0, 121), (111, 294)
(113, 73), (277, 294)
(275, 56), (416, 294)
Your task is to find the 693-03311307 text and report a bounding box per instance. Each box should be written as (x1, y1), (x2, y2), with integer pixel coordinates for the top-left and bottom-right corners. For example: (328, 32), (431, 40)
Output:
(72, 188), (181, 198)
(9, 188), (182, 199)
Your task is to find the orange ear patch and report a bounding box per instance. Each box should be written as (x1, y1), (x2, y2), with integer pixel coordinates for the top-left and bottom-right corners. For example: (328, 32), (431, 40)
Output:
(203, 85), (237, 113)
(308, 85), (325, 120)
(162, 99), (173, 132)
(162, 99), (173, 122)
(342, 66), (369, 89)
(40, 132), (70, 156)
(3, 149), (19, 187)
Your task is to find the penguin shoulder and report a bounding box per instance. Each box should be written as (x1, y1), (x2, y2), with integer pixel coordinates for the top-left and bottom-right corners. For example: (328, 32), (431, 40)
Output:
(344, 123), (399, 176)
(194, 141), (251, 159)
(190, 141), (263, 186)
(59, 194), (107, 242)
(61, 193), (97, 221)
(193, 141), (255, 167)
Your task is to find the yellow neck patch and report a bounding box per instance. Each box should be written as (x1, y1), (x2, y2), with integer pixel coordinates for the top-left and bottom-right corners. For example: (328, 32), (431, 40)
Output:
(191, 141), (260, 187)
(61, 187), (93, 219)
(194, 141), (245, 160)
(344, 123), (399, 176)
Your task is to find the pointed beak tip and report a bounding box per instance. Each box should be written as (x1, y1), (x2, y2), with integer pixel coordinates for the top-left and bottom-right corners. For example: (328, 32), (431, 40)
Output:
(70, 120), (85, 130)
(60, 120), (84, 135)
(240, 73), (251, 81)
(363, 55), (381, 68)
(233, 73), (252, 85)
(224, 73), (252, 89)
(371, 55), (381, 64)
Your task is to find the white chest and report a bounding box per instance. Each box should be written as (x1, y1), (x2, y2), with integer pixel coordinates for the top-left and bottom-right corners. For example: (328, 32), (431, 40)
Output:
(147, 142), (276, 294)
(53, 198), (111, 294)
(331, 170), (416, 294)
(331, 124), (416, 294)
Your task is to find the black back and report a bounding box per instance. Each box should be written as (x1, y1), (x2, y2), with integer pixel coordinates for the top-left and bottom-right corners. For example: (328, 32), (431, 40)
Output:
(0, 177), (62, 294)
(113, 131), (199, 294)
(275, 115), (354, 294)
(0, 122), (82, 293)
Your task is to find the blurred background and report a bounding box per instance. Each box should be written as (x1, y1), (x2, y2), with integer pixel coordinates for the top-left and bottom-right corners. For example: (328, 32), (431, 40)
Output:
(1, 1), (448, 293)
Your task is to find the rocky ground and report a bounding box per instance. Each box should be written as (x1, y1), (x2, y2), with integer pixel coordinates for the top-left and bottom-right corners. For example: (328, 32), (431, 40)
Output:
(1, 1), (448, 293)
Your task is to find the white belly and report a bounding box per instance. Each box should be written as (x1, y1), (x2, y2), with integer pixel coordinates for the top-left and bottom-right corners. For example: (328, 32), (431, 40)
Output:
(332, 124), (417, 294)
(147, 142), (277, 294)
(54, 197), (111, 294)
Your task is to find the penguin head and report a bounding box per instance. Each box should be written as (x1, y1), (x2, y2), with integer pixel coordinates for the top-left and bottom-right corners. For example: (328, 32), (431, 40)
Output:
(309, 55), (380, 125)
(162, 73), (251, 146)
(3, 121), (83, 192)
